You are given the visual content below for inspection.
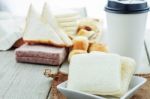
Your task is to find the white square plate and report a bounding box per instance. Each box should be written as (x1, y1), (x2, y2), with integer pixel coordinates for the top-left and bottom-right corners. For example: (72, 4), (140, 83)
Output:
(57, 76), (146, 99)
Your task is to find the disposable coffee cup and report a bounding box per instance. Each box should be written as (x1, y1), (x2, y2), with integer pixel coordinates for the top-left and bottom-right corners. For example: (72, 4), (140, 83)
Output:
(105, 0), (149, 66)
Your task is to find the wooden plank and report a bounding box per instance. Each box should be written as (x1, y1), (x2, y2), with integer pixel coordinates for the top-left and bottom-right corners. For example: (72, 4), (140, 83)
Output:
(47, 61), (69, 99)
(0, 51), (14, 67)
(48, 73), (67, 99)
(59, 61), (69, 75)
(0, 51), (59, 99)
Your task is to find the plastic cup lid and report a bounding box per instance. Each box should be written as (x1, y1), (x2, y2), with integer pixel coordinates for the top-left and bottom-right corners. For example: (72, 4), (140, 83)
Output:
(105, 0), (150, 14)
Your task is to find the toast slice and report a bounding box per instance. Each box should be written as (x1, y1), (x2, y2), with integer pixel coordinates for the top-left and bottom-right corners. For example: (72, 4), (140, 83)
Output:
(23, 5), (65, 47)
(67, 52), (135, 97)
(67, 52), (122, 95)
(118, 57), (136, 97)
(41, 3), (73, 47)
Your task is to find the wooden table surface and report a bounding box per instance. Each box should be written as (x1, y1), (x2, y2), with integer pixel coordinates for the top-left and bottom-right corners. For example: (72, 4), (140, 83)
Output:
(0, 31), (150, 99)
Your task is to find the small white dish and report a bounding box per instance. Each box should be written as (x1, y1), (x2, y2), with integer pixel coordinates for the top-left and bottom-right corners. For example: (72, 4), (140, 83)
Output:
(57, 76), (146, 99)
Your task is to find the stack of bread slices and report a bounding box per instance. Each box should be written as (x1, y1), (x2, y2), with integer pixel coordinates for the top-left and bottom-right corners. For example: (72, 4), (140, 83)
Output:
(55, 10), (83, 37)
(15, 3), (76, 66)
(23, 3), (73, 47)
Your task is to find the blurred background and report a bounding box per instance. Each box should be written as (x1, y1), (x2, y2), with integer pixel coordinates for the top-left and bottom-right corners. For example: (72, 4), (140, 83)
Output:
(0, 0), (150, 28)
(0, 0), (106, 17)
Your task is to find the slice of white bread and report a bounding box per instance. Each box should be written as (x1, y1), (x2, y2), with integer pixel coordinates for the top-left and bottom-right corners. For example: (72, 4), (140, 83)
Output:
(68, 50), (87, 62)
(68, 52), (122, 95)
(58, 22), (77, 27)
(55, 10), (80, 18)
(67, 52), (135, 97)
(62, 27), (77, 32)
(117, 57), (136, 97)
(56, 15), (81, 23)
(23, 5), (65, 47)
(41, 3), (73, 47)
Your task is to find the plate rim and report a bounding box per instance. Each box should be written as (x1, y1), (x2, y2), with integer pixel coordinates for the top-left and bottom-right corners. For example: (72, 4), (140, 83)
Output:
(57, 76), (147, 99)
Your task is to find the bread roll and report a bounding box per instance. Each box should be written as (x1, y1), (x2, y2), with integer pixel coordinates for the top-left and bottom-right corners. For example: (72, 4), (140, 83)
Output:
(68, 50), (87, 62)
(89, 43), (108, 52)
(76, 18), (102, 41)
(72, 36), (89, 51)
(77, 18), (101, 33)
(77, 29), (95, 38)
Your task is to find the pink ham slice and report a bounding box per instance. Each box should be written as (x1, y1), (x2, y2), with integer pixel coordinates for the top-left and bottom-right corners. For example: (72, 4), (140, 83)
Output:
(15, 44), (67, 66)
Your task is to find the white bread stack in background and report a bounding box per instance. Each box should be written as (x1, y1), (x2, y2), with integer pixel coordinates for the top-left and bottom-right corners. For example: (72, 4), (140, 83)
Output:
(41, 3), (73, 47)
(23, 5), (65, 47)
(55, 10), (83, 36)
(67, 52), (135, 97)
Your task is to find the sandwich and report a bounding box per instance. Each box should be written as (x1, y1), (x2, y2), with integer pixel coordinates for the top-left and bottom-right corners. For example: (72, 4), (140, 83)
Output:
(67, 52), (135, 97)
(41, 3), (73, 47)
(23, 5), (65, 47)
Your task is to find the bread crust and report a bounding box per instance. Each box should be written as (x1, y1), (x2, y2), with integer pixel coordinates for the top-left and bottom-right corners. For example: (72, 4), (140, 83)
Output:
(89, 43), (108, 52)
(72, 36), (89, 51)
(13, 38), (25, 48)
(68, 50), (87, 61)
(24, 40), (67, 47)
